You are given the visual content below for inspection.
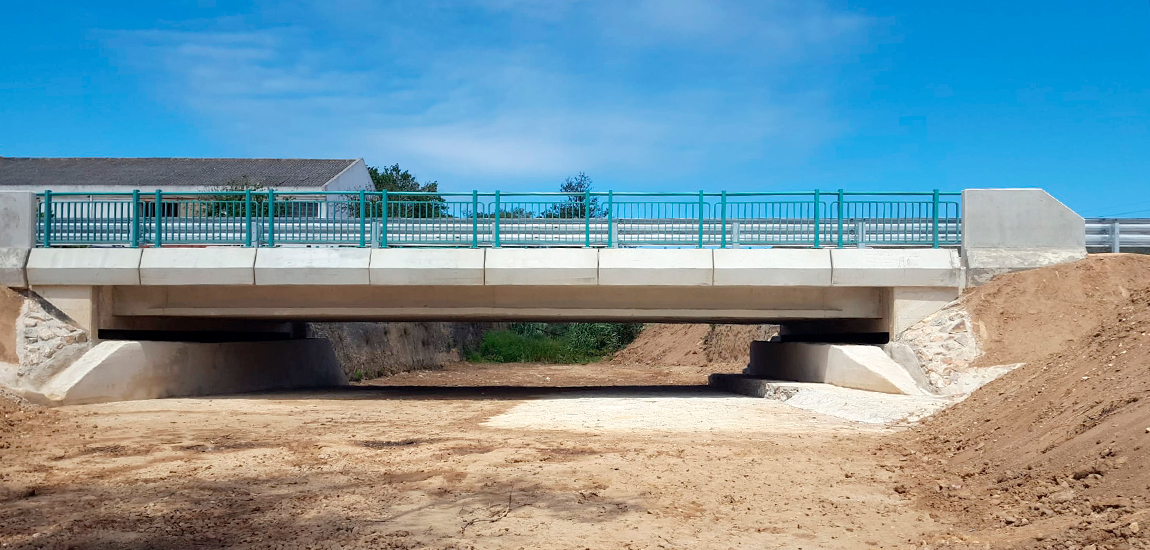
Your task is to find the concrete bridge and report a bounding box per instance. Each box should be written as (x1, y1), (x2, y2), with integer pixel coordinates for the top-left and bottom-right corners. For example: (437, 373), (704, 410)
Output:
(0, 188), (1086, 404)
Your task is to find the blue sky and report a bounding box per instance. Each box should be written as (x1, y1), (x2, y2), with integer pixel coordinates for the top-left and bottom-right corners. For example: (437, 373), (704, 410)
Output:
(1, 1), (1147, 215)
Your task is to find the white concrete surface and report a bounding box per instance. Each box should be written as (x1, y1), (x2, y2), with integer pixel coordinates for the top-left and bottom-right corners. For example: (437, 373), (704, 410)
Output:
(712, 248), (831, 286)
(0, 192), (36, 249)
(26, 248), (141, 286)
(32, 338), (346, 405)
(139, 248), (255, 285)
(889, 286), (962, 335)
(369, 249), (484, 286)
(484, 248), (598, 285)
(598, 248), (712, 286)
(963, 247), (1087, 287)
(709, 376), (953, 424)
(0, 248), (29, 288)
(746, 341), (929, 395)
(29, 285), (97, 332)
(255, 248), (370, 285)
(830, 248), (960, 287)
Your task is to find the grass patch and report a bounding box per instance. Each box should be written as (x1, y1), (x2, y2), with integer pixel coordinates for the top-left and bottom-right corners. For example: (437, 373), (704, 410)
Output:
(466, 323), (643, 364)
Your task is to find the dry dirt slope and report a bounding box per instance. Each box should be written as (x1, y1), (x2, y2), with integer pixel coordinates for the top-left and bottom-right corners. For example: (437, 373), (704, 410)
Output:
(902, 254), (1150, 550)
(608, 323), (777, 367)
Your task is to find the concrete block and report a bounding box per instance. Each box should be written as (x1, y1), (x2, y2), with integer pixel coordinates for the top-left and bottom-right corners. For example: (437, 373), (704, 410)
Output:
(890, 286), (961, 335)
(31, 339), (346, 405)
(27, 248), (141, 285)
(713, 249), (831, 286)
(255, 248), (370, 285)
(962, 188), (1085, 249)
(140, 248), (255, 285)
(370, 249), (485, 286)
(0, 248), (29, 288)
(963, 247), (1086, 286)
(830, 248), (960, 287)
(746, 341), (928, 395)
(0, 192), (36, 249)
(485, 248), (598, 285)
(598, 249), (712, 286)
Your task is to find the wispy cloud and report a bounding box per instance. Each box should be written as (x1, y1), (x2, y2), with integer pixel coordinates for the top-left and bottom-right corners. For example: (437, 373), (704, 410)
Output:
(108, 0), (872, 186)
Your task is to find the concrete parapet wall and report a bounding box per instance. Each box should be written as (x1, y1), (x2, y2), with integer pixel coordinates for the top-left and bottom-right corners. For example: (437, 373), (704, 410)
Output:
(255, 248), (370, 285)
(0, 192), (36, 249)
(140, 248), (256, 285)
(0, 248), (29, 288)
(599, 249), (712, 286)
(27, 248), (141, 286)
(485, 248), (598, 285)
(961, 189), (1087, 286)
(32, 338), (346, 405)
(745, 341), (928, 395)
(369, 249), (484, 286)
(713, 249), (830, 286)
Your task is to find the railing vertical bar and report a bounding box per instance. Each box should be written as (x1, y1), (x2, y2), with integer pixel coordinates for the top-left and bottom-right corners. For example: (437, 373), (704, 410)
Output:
(720, 191), (727, 248)
(931, 189), (941, 248)
(130, 190), (139, 247)
(381, 191), (389, 248)
(358, 189), (367, 248)
(585, 190), (592, 247)
(42, 190), (52, 247)
(697, 190), (704, 248)
(266, 189), (275, 247)
(245, 190), (253, 247)
(154, 189), (163, 248)
(607, 190), (614, 248)
(471, 190), (478, 248)
(494, 190), (501, 248)
(836, 189), (844, 248)
(812, 189), (821, 248)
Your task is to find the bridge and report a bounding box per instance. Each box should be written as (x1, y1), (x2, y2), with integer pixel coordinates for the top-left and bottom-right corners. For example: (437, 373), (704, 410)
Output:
(0, 188), (1086, 405)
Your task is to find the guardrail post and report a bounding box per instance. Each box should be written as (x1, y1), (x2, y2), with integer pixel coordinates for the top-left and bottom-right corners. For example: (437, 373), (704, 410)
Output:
(855, 219), (866, 249)
(606, 191), (615, 248)
(585, 190), (592, 247)
(154, 189), (163, 248)
(359, 189), (367, 248)
(932, 188), (940, 248)
(731, 220), (740, 248)
(836, 189), (844, 248)
(130, 189), (139, 247)
(266, 189), (275, 247)
(720, 191), (728, 248)
(494, 190), (501, 248)
(812, 189), (821, 249)
(42, 190), (52, 247)
(1111, 220), (1121, 253)
(698, 190), (705, 248)
(471, 190), (478, 248)
(381, 191), (388, 247)
(244, 190), (253, 247)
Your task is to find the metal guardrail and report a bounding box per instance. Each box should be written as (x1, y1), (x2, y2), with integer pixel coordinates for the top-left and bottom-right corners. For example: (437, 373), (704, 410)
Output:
(35, 190), (962, 249)
(1086, 219), (1150, 252)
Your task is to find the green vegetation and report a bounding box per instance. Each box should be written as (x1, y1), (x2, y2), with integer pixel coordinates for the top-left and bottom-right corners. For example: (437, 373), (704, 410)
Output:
(467, 322), (644, 364)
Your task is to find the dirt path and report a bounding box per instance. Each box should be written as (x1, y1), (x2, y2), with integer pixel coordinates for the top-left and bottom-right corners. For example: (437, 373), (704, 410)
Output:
(1, 363), (951, 549)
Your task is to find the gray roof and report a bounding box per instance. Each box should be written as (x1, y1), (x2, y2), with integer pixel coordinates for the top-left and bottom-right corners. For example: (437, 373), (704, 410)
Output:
(0, 157), (360, 189)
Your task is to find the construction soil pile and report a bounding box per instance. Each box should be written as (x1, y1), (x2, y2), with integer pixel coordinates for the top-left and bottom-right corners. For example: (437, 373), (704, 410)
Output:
(901, 254), (1150, 549)
(608, 323), (777, 367)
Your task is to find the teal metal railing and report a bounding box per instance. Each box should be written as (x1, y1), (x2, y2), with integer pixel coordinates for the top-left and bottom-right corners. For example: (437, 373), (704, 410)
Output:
(35, 190), (961, 248)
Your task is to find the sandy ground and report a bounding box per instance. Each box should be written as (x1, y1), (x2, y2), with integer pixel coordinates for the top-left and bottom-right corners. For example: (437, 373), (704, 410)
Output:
(0, 362), (952, 550)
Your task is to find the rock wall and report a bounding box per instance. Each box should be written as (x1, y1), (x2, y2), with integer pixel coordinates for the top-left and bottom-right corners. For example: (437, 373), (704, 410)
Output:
(0, 287), (90, 392)
(309, 322), (500, 381)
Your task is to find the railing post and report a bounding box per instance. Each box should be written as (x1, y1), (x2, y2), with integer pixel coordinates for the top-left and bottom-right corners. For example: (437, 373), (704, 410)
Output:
(471, 190), (478, 248)
(42, 190), (52, 247)
(731, 220), (740, 248)
(931, 188), (940, 248)
(130, 189), (139, 247)
(585, 190), (592, 247)
(1111, 220), (1121, 253)
(812, 189), (821, 249)
(606, 190), (614, 248)
(856, 219), (866, 249)
(359, 189), (367, 248)
(154, 189), (163, 248)
(266, 189), (275, 247)
(836, 189), (844, 248)
(381, 190), (389, 247)
(244, 190), (253, 247)
(494, 190), (501, 248)
(698, 190), (705, 248)
(720, 190), (727, 249)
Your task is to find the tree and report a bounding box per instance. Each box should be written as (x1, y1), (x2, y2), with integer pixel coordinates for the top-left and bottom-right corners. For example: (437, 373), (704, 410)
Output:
(203, 176), (291, 217)
(364, 164), (447, 218)
(542, 172), (606, 218)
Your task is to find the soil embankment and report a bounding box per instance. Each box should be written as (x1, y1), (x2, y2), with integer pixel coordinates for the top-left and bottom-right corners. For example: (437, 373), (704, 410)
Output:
(903, 254), (1150, 549)
(311, 322), (500, 380)
(608, 323), (777, 367)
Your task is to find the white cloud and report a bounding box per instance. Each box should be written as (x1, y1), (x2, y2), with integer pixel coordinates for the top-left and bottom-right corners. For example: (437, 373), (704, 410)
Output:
(107, 0), (871, 184)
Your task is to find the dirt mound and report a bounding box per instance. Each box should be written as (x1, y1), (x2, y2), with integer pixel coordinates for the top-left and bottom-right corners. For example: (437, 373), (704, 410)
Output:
(904, 254), (1150, 549)
(609, 324), (777, 366)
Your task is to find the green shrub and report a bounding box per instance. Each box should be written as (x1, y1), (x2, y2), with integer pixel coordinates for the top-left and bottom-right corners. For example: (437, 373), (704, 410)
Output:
(467, 323), (644, 364)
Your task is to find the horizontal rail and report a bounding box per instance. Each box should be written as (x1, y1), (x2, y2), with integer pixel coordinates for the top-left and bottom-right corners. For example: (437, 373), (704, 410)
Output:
(34, 189), (962, 249)
(1086, 219), (1150, 252)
